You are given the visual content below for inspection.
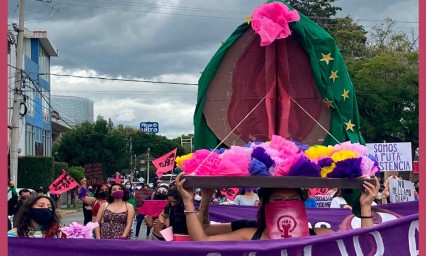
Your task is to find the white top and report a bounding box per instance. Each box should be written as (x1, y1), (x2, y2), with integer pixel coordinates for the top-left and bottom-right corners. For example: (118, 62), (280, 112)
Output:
(233, 194), (259, 206)
(330, 197), (377, 208)
(330, 197), (348, 208)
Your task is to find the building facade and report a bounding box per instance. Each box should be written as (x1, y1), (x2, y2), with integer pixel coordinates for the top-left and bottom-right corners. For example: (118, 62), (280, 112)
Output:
(50, 95), (94, 127)
(8, 25), (58, 157)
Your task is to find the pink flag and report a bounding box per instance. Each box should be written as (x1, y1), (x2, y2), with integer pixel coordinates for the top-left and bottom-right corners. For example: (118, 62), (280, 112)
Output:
(137, 200), (168, 217)
(49, 170), (79, 194)
(153, 148), (177, 179)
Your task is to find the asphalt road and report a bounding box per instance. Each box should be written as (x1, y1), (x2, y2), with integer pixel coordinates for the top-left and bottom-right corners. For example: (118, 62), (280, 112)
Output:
(61, 210), (151, 240)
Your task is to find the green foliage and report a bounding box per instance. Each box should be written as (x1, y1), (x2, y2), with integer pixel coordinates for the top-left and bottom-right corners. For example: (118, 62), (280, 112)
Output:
(55, 117), (129, 178)
(67, 166), (85, 182)
(286, 0), (341, 29)
(55, 116), (188, 179)
(53, 162), (68, 178)
(18, 156), (54, 190)
(329, 16), (367, 59)
(346, 20), (419, 150)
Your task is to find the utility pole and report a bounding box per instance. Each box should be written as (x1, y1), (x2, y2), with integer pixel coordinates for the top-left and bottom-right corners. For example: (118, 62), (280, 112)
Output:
(147, 148), (150, 185)
(10, 0), (26, 186)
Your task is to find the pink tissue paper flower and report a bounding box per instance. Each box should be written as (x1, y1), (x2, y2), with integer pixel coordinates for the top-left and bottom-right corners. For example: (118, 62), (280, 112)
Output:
(60, 222), (98, 239)
(251, 2), (300, 46)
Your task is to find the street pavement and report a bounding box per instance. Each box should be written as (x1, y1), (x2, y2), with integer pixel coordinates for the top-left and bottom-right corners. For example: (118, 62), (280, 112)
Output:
(60, 209), (151, 240)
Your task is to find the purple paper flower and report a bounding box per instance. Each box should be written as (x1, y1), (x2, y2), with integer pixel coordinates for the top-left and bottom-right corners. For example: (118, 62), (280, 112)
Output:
(251, 147), (275, 169)
(248, 158), (270, 176)
(318, 158), (333, 168)
(327, 158), (363, 179)
(60, 222), (98, 239)
(288, 156), (321, 177)
(213, 148), (226, 154)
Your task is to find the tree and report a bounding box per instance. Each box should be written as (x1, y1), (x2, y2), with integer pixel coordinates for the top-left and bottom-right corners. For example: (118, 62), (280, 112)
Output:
(287, 0), (341, 30)
(329, 16), (368, 59)
(55, 118), (187, 180)
(54, 116), (129, 178)
(347, 23), (418, 150)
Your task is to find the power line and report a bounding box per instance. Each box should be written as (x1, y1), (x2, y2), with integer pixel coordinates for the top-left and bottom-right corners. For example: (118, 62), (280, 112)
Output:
(25, 1), (418, 25)
(41, 72), (199, 85)
(9, 64), (199, 85)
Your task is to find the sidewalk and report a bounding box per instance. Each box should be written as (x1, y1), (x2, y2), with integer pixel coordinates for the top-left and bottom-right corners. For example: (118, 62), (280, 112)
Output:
(57, 205), (82, 217)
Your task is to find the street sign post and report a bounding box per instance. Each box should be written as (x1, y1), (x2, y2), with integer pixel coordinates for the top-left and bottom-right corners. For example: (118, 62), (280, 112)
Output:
(140, 122), (159, 133)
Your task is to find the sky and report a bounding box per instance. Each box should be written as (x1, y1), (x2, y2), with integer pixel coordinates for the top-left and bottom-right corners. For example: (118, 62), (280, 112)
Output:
(7, 0), (419, 139)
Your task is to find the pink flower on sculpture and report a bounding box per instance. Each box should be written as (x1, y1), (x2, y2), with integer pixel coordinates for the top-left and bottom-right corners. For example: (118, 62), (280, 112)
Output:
(60, 222), (98, 239)
(182, 149), (221, 176)
(251, 2), (300, 46)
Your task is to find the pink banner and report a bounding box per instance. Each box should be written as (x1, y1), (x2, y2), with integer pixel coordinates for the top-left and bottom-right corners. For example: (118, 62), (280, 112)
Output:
(220, 188), (239, 201)
(153, 148), (177, 179)
(49, 170), (79, 194)
(137, 200), (168, 217)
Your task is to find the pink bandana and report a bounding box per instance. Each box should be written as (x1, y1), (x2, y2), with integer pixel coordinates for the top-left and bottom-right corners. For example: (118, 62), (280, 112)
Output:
(265, 200), (309, 239)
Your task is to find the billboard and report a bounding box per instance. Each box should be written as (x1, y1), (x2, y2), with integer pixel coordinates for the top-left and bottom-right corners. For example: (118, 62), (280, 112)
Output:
(140, 122), (159, 133)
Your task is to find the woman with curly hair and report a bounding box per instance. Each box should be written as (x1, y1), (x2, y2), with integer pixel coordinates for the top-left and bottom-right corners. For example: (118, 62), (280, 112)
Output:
(8, 195), (66, 238)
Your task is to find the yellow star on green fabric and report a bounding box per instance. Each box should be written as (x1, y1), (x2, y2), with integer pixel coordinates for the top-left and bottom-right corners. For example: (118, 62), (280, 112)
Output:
(344, 119), (355, 132)
(341, 89), (350, 101)
(329, 70), (339, 83)
(319, 53), (334, 65)
(245, 16), (252, 24)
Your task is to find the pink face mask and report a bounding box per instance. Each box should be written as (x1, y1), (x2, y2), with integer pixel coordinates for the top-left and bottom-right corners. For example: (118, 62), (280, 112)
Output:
(265, 200), (309, 239)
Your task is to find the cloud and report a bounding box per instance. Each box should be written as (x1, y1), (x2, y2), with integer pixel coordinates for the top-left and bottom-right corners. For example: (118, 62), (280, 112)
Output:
(50, 66), (198, 138)
(9, 0), (418, 140)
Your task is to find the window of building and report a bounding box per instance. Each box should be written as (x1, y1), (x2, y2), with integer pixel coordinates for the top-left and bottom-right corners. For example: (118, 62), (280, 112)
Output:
(26, 78), (35, 116)
(43, 130), (51, 156)
(25, 124), (34, 155)
(41, 88), (49, 122)
(38, 46), (50, 82)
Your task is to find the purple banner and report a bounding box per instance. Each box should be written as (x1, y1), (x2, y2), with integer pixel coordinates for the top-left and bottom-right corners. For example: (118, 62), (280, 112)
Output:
(209, 201), (419, 232)
(8, 214), (419, 256)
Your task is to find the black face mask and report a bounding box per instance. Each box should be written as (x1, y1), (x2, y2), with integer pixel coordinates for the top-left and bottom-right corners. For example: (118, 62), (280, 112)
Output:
(30, 208), (53, 226)
(99, 191), (109, 199)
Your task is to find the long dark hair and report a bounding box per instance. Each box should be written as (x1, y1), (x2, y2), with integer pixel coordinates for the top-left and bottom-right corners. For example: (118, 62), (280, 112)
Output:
(14, 195), (60, 237)
(107, 183), (130, 203)
(256, 188), (304, 231)
(333, 188), (343, 198)
(167, 187), (182, 205)
(94, 183), (110, 200)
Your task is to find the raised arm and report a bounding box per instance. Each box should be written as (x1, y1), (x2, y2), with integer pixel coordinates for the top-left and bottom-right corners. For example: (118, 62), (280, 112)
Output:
(175, 173), (252, 241)
(360, 176), (380, 227)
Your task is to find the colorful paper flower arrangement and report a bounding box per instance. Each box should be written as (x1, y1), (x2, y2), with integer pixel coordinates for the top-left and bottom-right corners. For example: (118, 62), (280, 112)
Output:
(176, 135), (379, 179)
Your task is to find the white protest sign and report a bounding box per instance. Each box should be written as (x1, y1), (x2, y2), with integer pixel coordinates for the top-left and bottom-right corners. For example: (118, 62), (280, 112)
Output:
(389, 179), (415, 203)
(366, 142), (412, 171)
(315, 195), (333, 208)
